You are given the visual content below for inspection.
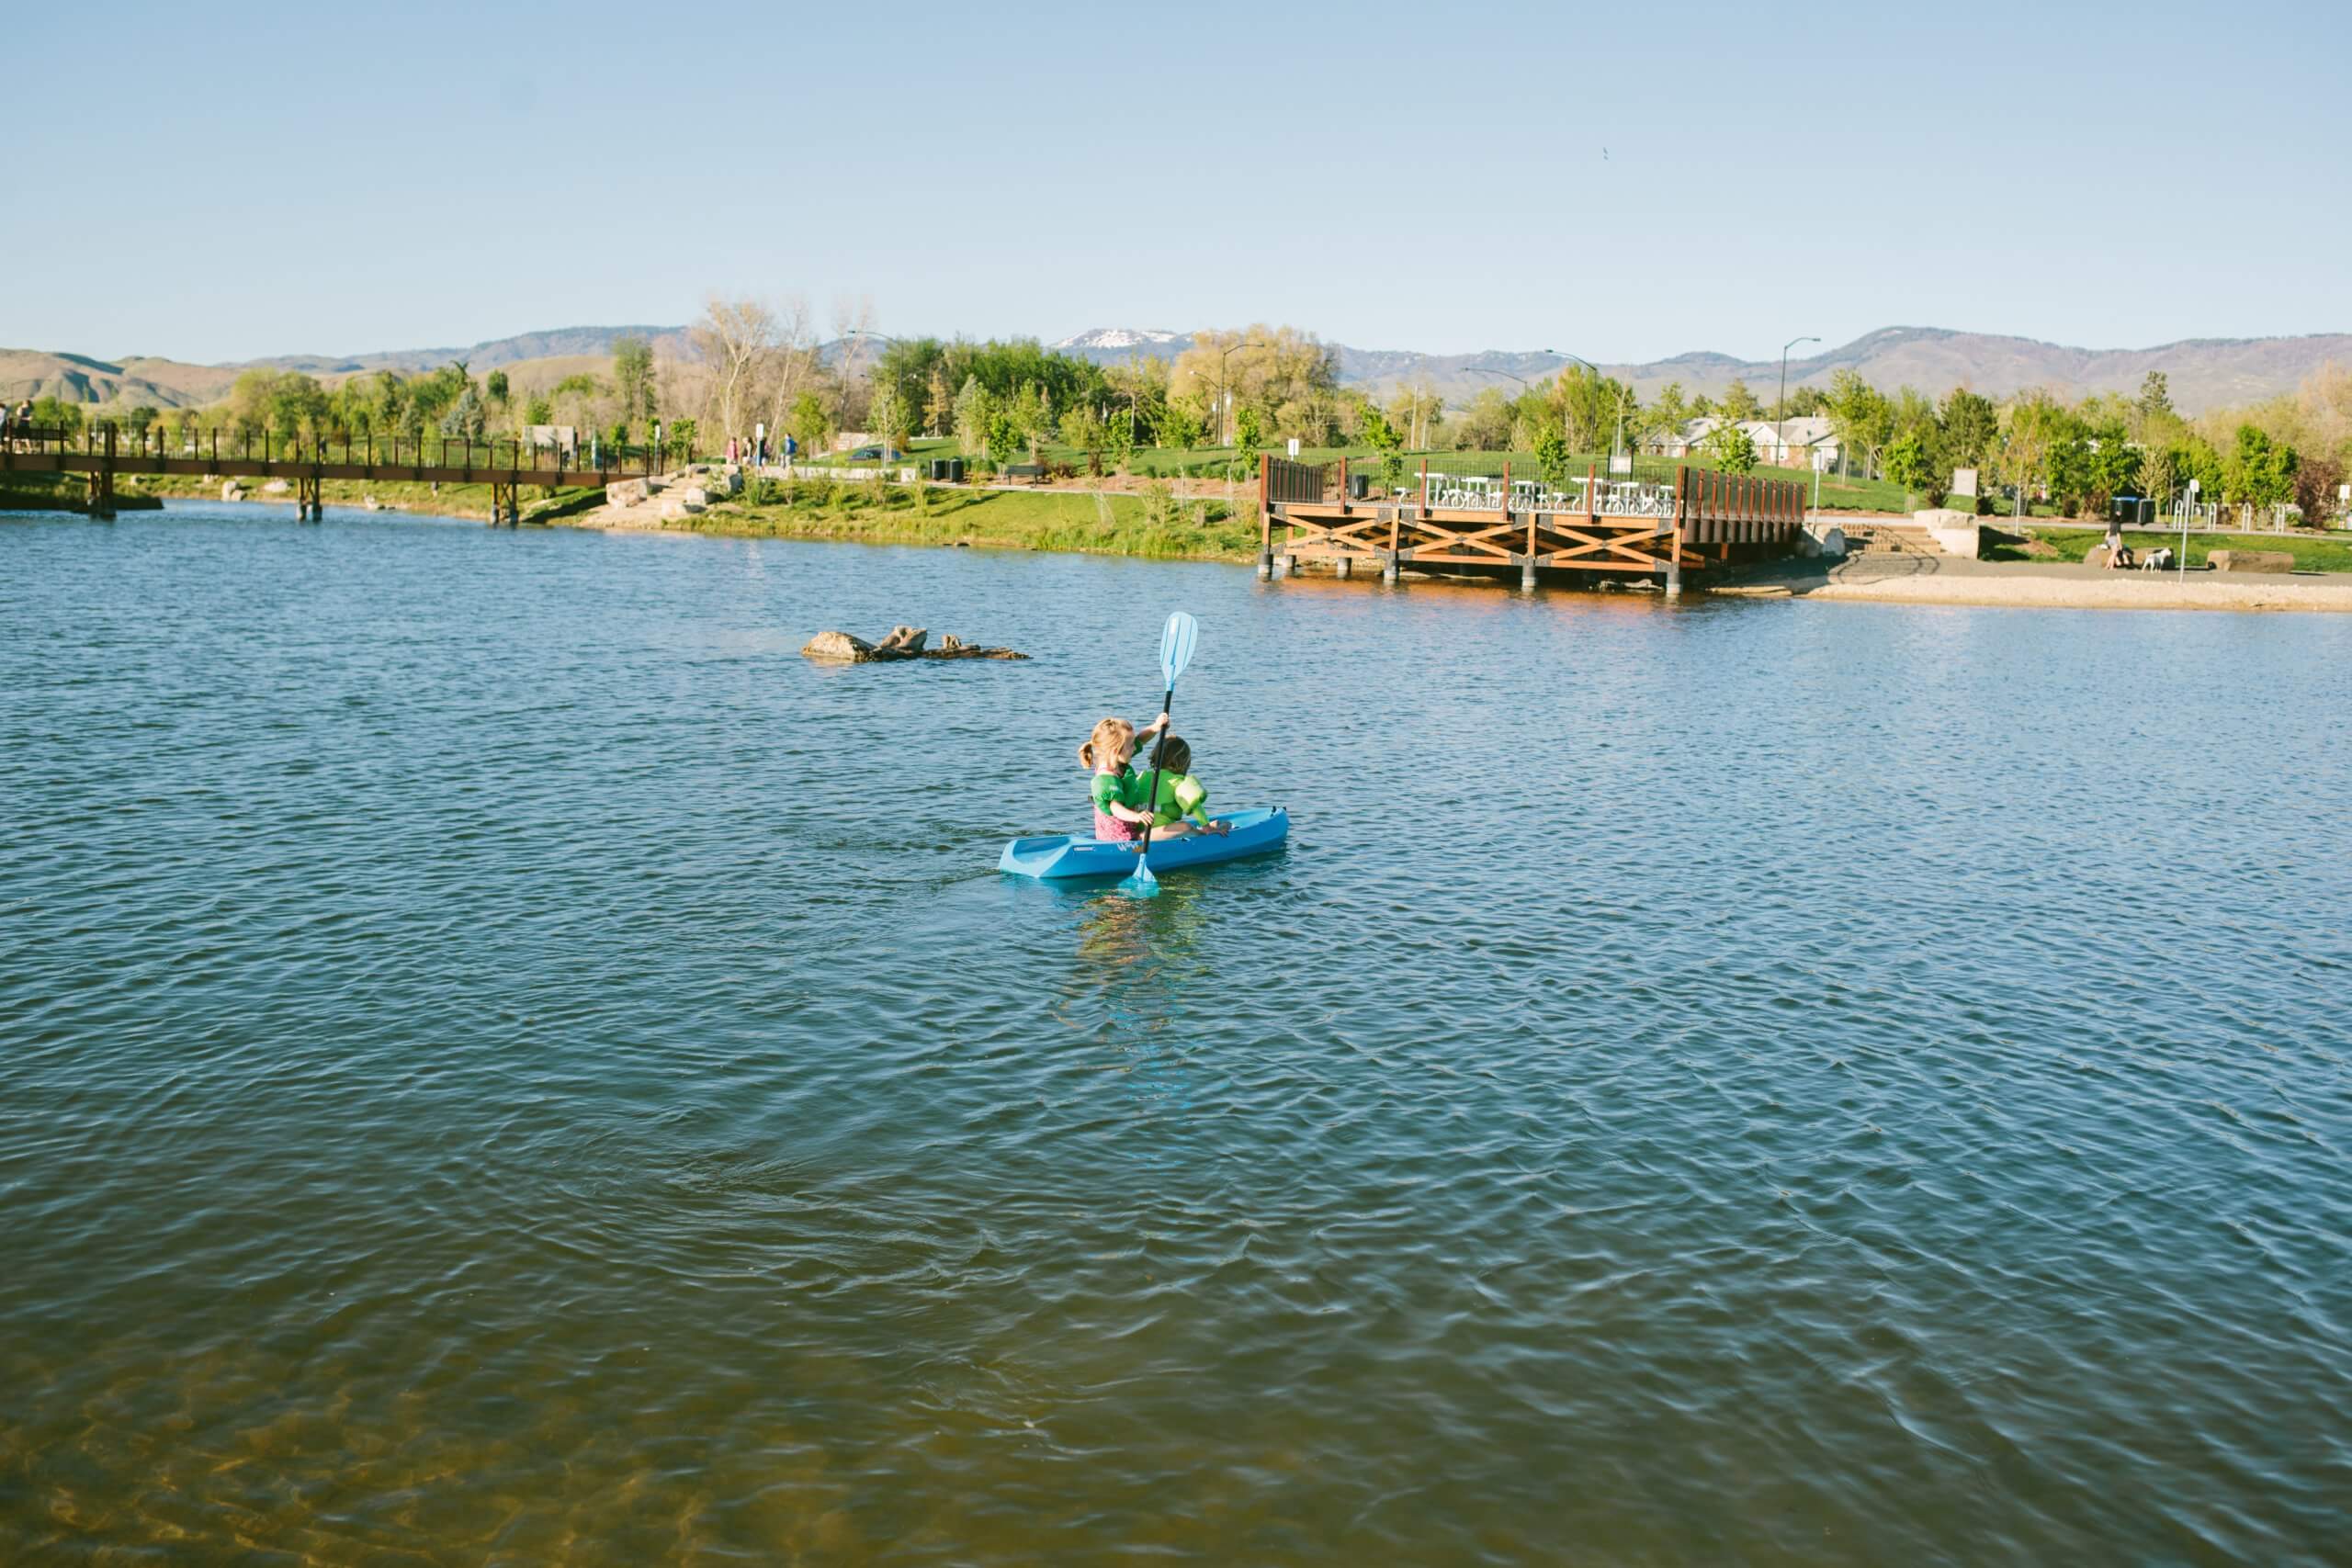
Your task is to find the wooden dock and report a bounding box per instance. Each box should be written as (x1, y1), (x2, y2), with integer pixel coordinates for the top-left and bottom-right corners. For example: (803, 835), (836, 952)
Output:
(1258, 456), (1808, 594)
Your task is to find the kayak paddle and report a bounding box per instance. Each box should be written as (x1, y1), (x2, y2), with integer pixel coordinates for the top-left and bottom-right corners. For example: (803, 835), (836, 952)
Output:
(1122, 611), (1199, 897)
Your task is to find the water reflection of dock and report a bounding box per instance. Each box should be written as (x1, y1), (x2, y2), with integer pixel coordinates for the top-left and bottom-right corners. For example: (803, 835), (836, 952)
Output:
(1258, 455), (1807, 595)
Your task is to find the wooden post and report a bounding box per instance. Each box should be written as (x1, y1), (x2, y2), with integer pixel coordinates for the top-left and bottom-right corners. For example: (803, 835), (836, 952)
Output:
(1385, 510), (1400, 585)
(1258, 466), (1274, 581)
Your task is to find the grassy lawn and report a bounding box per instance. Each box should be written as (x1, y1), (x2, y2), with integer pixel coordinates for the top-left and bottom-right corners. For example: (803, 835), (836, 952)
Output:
(683, 479), (1255, 559)
(829, 439), (1927, 511)
(0, 473), (86, 510)
(1995, 527), (2352, 572)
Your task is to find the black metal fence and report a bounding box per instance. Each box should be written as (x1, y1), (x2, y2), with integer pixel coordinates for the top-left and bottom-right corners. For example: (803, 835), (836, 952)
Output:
(0, 423), (682, 474)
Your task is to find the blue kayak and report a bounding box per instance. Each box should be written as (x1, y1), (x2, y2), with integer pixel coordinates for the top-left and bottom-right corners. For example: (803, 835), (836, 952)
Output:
(998, 807), (1289, 880)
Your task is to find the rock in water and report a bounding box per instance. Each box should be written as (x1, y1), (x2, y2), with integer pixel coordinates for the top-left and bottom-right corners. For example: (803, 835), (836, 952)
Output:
(800, 626), (1028, 663)
(801, 630), (876, 662)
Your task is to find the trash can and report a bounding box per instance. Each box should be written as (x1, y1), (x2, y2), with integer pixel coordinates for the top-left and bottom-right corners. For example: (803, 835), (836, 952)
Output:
(946, 458), (966, 483)
(1348, 472), (1372, 501)
(928, 458), (947, 481)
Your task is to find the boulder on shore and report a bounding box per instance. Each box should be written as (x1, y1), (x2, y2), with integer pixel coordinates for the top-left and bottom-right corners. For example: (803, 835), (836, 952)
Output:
(262, 479), (289, 495)
(2210, 549), (2294, 574)
(221, 481), (245, 502)
(606, 478), (649, 507)
(801, 625), (1028, 663)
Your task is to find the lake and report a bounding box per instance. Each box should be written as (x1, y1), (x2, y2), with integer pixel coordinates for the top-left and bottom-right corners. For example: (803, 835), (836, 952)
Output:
(3, 502), (2347, 1563)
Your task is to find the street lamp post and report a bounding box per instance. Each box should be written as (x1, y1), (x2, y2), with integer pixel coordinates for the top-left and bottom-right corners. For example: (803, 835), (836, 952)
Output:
(849, 329), (906, 450)
(1217, 339), (1266, 448)
(1777, 334), (1818, 470)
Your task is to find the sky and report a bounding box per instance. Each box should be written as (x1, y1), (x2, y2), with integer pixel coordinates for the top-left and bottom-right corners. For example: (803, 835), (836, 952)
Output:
(6, 0), (2348, 366)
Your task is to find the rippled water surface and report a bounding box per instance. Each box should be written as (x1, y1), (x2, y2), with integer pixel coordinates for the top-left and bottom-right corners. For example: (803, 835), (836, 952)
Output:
(4, 502), (2348, 1563)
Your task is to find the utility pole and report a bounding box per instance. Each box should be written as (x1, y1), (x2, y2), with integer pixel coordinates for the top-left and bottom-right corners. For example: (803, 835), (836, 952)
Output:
(1217, 338), (1266, 447)
(1777, 334), (1818, 468)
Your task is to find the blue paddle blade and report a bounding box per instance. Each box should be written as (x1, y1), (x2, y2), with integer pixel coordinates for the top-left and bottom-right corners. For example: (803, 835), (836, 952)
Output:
(1159, 612), (1198, 690)
(1120, 858), (1159, 896)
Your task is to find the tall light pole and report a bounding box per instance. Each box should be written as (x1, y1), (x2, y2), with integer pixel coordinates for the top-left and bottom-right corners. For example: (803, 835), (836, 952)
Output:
(1777, 335), (1818, 469)
(1217, 339), (1266, 447)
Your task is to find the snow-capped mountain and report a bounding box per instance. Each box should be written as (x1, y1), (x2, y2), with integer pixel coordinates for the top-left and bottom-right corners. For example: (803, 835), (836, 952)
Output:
(1049, 327), (1195, 364)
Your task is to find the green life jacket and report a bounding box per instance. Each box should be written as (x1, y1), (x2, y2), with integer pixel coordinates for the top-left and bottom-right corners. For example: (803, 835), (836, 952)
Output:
(1138, 771), (1209, 827)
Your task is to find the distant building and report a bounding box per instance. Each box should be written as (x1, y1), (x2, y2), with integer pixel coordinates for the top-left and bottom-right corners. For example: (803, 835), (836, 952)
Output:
(1647, 415), (1841, 471)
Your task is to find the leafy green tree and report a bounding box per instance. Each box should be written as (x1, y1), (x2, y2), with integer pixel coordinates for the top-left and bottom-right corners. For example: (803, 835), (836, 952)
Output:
(868, 384), (908, 457)
(1357, 400), (1405, 489)
(523, 395), (554, 427)
(1717, 378), (1762, 422)
(1532, 426), (1573, 487)
(1824, 369), (1893, 479)
(1708, 421), (1758, 473)
(267, 373), (330, 443)
(1105, 409), (1136, 474)
(1058, 403), (1105, 453)
(670, 418), (698, 461)
(485, 370), (510, 407)
(612, 335), (657, 424)
(2223, 424), (2296, 506)
(1997, 391), (2075, 515)
(1158, 401), (1204, 451)
(2139, 443), (2180, 511)
(440, 388), (488, 444)
(788, 391), (832, 460)
(1234, 405), (1264, 454)
(984, 411), (1023, 470)
(2136, 370), (2173, 421)
(951, 375), (989, 454)
(1937, 388), (1998, 471)
(29, 395), (84, 436)
(1883, 430), (1933, 495)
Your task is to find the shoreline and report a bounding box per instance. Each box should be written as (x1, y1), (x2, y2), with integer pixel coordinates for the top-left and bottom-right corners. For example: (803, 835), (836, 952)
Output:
(1713, 558), (2352, 613)
(16, 487), (2352, 613)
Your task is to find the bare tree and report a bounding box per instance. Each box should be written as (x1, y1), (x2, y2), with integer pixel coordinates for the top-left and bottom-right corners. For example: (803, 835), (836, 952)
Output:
(757, 296), (821, 457)
(692, 298), (778, 446)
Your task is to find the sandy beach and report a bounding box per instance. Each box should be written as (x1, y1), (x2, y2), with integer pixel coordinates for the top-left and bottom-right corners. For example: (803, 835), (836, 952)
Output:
(1713, 555), (2352, 613)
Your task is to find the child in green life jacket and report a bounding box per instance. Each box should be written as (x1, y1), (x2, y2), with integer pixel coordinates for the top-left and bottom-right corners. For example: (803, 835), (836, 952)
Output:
(1132, 736), (1231, 839)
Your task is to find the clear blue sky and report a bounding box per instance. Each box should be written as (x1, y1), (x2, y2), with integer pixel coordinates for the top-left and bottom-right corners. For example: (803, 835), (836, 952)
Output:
(6, 0), (2346, 366)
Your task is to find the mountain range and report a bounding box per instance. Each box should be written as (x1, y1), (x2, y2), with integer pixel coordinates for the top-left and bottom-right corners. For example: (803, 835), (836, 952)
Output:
(5, 324), (2346, 415)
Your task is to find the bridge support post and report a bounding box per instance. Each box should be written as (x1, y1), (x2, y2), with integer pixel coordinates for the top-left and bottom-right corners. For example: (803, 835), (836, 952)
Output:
(1519, 556), (1538, 593)
(1381, 550), (1399, 586)
(1665, 525), (1683, 600)
(88, 425), (118, 518)
(298, 473), (322, 522)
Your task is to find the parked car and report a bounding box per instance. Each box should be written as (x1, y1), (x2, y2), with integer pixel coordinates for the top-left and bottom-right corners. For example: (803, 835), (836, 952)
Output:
(847, 445), (905, 461)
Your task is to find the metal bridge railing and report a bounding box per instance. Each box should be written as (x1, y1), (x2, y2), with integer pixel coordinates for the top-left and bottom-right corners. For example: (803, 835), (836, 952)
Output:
(0, 423), (684, 475)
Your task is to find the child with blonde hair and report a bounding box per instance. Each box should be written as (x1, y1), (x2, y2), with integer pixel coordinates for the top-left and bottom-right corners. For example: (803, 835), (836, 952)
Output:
(1079, 711), (1168, 844)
